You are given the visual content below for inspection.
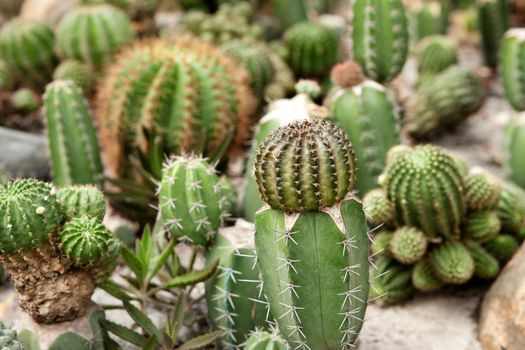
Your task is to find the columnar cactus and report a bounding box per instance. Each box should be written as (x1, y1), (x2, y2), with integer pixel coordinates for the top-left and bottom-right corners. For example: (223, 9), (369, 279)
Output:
(57, 185), (106, 221)
(11, 88), (39, 112)
(284, 22), (339, 79)
(464, 240), (500, 279)
(388, 227), (428, 264)
(351, 0), (409, 83)
(53, 60), (94, 92)
(43, 80), (103, 187)
(463, 211), (501, 242)
(408, 1), (450, 43)
(363, 189), (394, 227)
(370, 256), (414, 306)
(56, 4), (134, 68)
(243, 330), (288, 350)
(483, 234), (519, 263)
(415, 35), (458, 77)
(429, 241), (474, 284)
(465, 169), (501, 210)
(411, 257), (443, 292)
(505, 115), (525, 189)
(0, 322), (22, 350)
(501, 29), (525, 111)
(0, 18), (57, 87)
(254, 120), (369, 348)
(477, 0), (509, 69)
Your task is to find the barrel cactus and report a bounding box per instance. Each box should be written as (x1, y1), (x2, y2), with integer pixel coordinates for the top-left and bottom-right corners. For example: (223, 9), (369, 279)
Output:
(408, 1), (450, 44)
(388, 227), (427, 265)
(371, 230), (393, 257)
(496, 181), (525, 235)
(254, 119), (369, 348)
(477, 0), (509, 69)
(464, 240), (500, 279)
(415, 35), (458, 77)
(53, 60), (94, 92)
(57, 185), (106, 221)
(501, 29), (525, 111)
(11, 88), (39, 112)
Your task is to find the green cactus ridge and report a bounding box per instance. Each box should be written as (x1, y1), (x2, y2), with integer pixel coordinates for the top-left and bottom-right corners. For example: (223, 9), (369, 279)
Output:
(496, 181), (525, 234)
(0, 321), (22, 350)
(412, 256), (443, 292)
(501, 29), (525, 111)
(408, 1), (450, 43)
(0, 179), (61, 255)
(53, 60), (94, 92)
(370, 256), (414, 306)
(477, 0), (509, 69)
(371, 231), (393, 257)
(463, 211), (501, 243)
(60, 216), (121, 267)
(11, 89), (39, 113)
(43, 80), (103, 187)
(465, 169), (501, 210)
(255, 119), (356, 213)
(465, 240), (500, 279)
(0, 60), (14, 91)
(352, 0), (409, 83)
(56, 4), (134, 68)
(385, 145), (466, 240)
(363, 189), (394, 227)
(416, 35), (458, 76)
(243, 330), (288, 350)
(430, 241), (475, 284)
(388, 227), (427, 265)
(483, 234), (519, 264)
(57, 185), (106, 221)
(505, 115), (525, 188)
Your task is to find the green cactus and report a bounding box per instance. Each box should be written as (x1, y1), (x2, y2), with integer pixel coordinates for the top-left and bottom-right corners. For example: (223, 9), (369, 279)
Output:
(477, 0), (509, 69)
(0, 18), (57, 87)
(465, 169), (501, 210)
(371, 231), (393, 257)
(429, 241), (474, 284)
(449, 152), (470, 178)
(415, 35), (458, 77)
(254, 119), (369, 348)
(352, 0), (409, 83)
(57, 185), (106, 221)
(271, 0), (307, 30)
(294, 79), (322, 100)
(329, 80), (401, 194)
(56, 4), (134, 68)
(11, 88), (39, 113)
(412, 256), (443, 292)
(405, 66), (485, 137)
(496, 181), (525, 234)
(388, 227), (427, 265)
(0, 321), (23, 350)
(0, 60), (14, 91)
(43, 80), (103, 187)
(408, 1), (450, 43)
(505, 115), (525, 189)
(370, 256), (414, 306)
(363, 189), (395, 227)
(501, 29), (525, 111)
(218, 177), (237, 218)
(463, 211), (501, 243)
(483, 234), (519, 264)
(243, 330), (287, 350)
(464, 240), (500, 279)
(284, 22), (339, 79)
(53, 60), (94, 92)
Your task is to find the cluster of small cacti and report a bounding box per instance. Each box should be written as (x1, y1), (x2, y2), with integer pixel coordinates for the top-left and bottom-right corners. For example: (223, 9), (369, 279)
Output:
(364, 144), (525, 305)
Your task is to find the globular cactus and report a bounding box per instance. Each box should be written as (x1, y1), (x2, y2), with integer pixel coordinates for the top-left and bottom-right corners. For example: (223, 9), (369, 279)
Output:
(57, 185), (106, 221)
(388, 227), (427, 265)
(429, 241), (474, 284)
(412, 256), (443, 292)
(371, 231), (393, 257)
(43, 80), (103, 187)
(329, 79), (401, 194)
(501, 29), (525, 111)
(243, 329), (287, 350)
(464, 240), (500, 279)
(408, 1), (450, 43)
(405, 66), (485, 138)
(11, 88), (39, 113)
(0, 321), (23, 350)
(483, 234), (519, 264)
(505, 115), (525, 189)
(370, 256), (414, 306)
(463, 211), (501, 243)
(284, 22), (339, 79)
(159, 156), (234, 246)
(0, 60), (14, 91)
(465, 168), (501, 210)
(496, 181), (525, 235)
(477, 0), (509, 69)
(0, 18), (57, 87)
(352, 0), (409, 83)
(56, 4), (134, 68)
(363, 189), (394, 227)
(53, 60), (94, 92)
(415, 35), (458, 77)
(254, 120), (369, 348)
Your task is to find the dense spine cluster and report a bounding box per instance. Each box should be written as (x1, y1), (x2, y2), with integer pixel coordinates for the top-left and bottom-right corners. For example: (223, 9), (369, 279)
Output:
(465, 169), (501, 210)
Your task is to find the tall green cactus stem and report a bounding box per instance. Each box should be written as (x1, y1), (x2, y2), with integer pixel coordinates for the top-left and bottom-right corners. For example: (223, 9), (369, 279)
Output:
(352, 0), (409, 83)
(330, 60), (365, 89)
(0, 60), (14, 91)
(429, 241), (474, 284)
(243, 330), (287, 350)
(370, 256), (414, 306)
(254, 119), (369, 348)
(371, 231), (393, 257)
(463, 211), (501, 243)
(56, 4), (134, 68)
(53, 60), (94, 92)
(43, 80), (103, 187)
(416, 35), (458, 77)
(408, 1), (450, 43)
(483, 234), (519, 264)
(412, 256), (443, 292)
(505, 115), (525, 188)
(465, 169), (501, 210)
(496, 181), (525, 234)
(388, 227), (427, 264)
(464, 240), (500, 279)
(363, 189), (394, 228)
(329, 80), (401, 194)
(11, 89), (39, 113)
(57, 185), (106, 221)
(206, 225), (268, 348)
(284, 22), (339, 79)
(159, 156), (233, 246)
(0, 321), (23, 350)
(0, 18), (57, 87)
(501, 29), (525, 111)
(477, 0), (509, 69)
(271, 0), (307, 30)
(385, 145), (466, 240)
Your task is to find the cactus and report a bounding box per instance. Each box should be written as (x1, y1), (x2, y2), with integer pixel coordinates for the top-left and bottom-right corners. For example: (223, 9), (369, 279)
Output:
(505, 115), (525, 189)
(0, 18), (57, 87)
(56, 4), (134, 68)
(464, 240), (500, 279)
(388, 227), (427, 265)
(463, 211), (501, 243)
(294, 79), (322, 100)
(370, 256), (414, 306)
(284, 22), (339, 79)
(351, 0), (409, 83)
(501, 29), (525, 111)
(218, 177), (237, 218)
(415, 35), (458, 77)
(0, 60), (14, 91)
(465, 168), (501, 210)
(53, 60), (94, 92)
(57, 185), (106, 221)
(0, 321), (23, 350)
(477, 0), (509, 69)
(405, 66), (485, 138)
(329, 80), (401, 194)
(371, 231), (393, 257)
(43, 80), (103, 187)
(483, 234), (519, 264)
(496, 181), (525, 234)
(408, 1), (450, 43)
(412, 256), (443, 292)
(243, 330), (287, 350)
(330, 59), (365, 89)
(363, 189), (394, 227)
(254, 119), (369, 348)
(429, 241), (474, 284)
(11, 88), (39, 113)
(271, 0), (307, 30)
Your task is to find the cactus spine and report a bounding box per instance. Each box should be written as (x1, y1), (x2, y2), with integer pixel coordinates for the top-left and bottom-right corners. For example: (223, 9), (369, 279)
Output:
(501, 29), (525, 111)
(505, 115), (525, 189)
(243, 330), (288, 350)
(43, 80), (103, 187)
(370, 256), (414, 306)
(254, 120), (369, 348)
(53, 60), (94, 92)
(477, 0), (509, 69)
(352, 0), (409, 83)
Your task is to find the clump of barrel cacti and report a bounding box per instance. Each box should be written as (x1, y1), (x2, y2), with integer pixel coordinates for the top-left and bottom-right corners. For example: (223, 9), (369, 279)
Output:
(501, 29), (525, 111)
(351, 0), (409, 83)
(0, 18), (57, 87)
(505, 115), (525, 190)
(370, 256), (414, 306)
(415, 35), (458, 78)
(43, 80), (103, 187)
(405, 66), (485, 138)
(57, 185), (106, 221)
(56, 4), (134, 69)
(243, 329), (288, 350)
(11, 88), (39, 113)
(0, 60), (14, 91)
(0, 321), (23, 350)
(284, 21), (339, 79)
(408, 0), (450, 44)
(477, 0), (509, 69)
(0, 179), (120, 323)
(53, 60), (94, 92)
(254, 119), (369, 348)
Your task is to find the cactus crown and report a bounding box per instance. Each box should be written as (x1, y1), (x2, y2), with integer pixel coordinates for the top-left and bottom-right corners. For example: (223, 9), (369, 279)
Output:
(389, 226), (428, 265)
(255, 119), (356, 212)
(57, 185), (106, 221)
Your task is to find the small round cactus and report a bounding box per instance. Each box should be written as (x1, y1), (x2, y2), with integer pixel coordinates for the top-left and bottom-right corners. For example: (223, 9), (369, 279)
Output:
(430, 241), (474, 285)
(363, 189), (394, 227)
(388, 227), (428, 265)
(416, 35), (458, 77)
(465, 169), (501, 210)
(463, 211), (501, 243)
(53, 60), (94, 92)
(57, 185), (106, 221)
(330, 59), (365, 89)
(370, 256), (414, 306)
(11, 88), (39, 112)
(0, 321), (22, 350)
(254, 119), (356, 213)
(412, 256), (444, 292)
(483, 234), (519, 264)
(372, 231), (393, 257)
(243, 330), (287, 350)
(465, 240), (500, 280)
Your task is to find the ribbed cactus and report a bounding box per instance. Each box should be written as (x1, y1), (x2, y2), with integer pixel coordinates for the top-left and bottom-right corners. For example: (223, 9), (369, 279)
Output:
(415, 35), (458, 77)
(56, 4), (134, 68)
(477, 0), (509, 69)
(351, 0), (409, 83)
(11, 88), (39, 113)
(464, 240), (500, 279)
(43, 80), (103, 187)
(429, 241), (474, 284)
(412, 256), (443, 292)
(53, 60), (94, 92)
(254, 119), (369, 348)
(57, 185), (106, 221)
(405, 66), (485, 137)
(408, 1), (450, 43)
(371, 231), (393, 257)
(465, 169), (501, 210)
(496, 181), (525, 234)
(0, 60), (14, 91)
(388, 227), (427, 264)
(0, 18), (57, 87)
(463, 211), (501, 243)
(370, 256), (414, 306)
(243, 330), (287, 350)
(483, 234), (519, 264)
(505, 115), (525, 189)
(501, 29), (525, 111)
(0, 322), (22, 350)
(284, 22), (339, 79)
(329, 79), (401, 194)
(363, 189), (394, 227)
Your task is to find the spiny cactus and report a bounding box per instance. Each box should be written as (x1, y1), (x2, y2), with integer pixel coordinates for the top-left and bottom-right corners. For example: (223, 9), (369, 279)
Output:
(465, 168), (501, 210)
(483, 234), (519, 264)
(329, 79), (401, 194)
(330, 59), (365, 89)
(0, 18), (57, 87)
(463, 211), (501, 243)
(412, 256), (443, 292)
(0, 322), (22, 350)
(464, 240), (500, 279)
(370, 256), (414, 306)
(408, 1), (450, 43)
(243, 329), (288, 350)
(56, 4), (134, 68)
(284, 22), (339, 79)
(0, 60), (14, 91)
(53, 60), (94, 92)
(415, 35), (458, 77)
(363, 189), (394, 227)
(505, 115), (525, 189)
(371, 230), (393, 257)
(352, 0), (409, 83)
(496, 181), (525, 234)
(405, 66), (485, 138)
(388, 227), (427, 265)
(501, 29), (525, 111)
(11, 88), (39, 113)
(254, 119), (369, 348)
(477, 0), (509, 69)
(57, 185), (106, 221)
(429, 241), (474, 284)
(43, 80), (103, 187)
